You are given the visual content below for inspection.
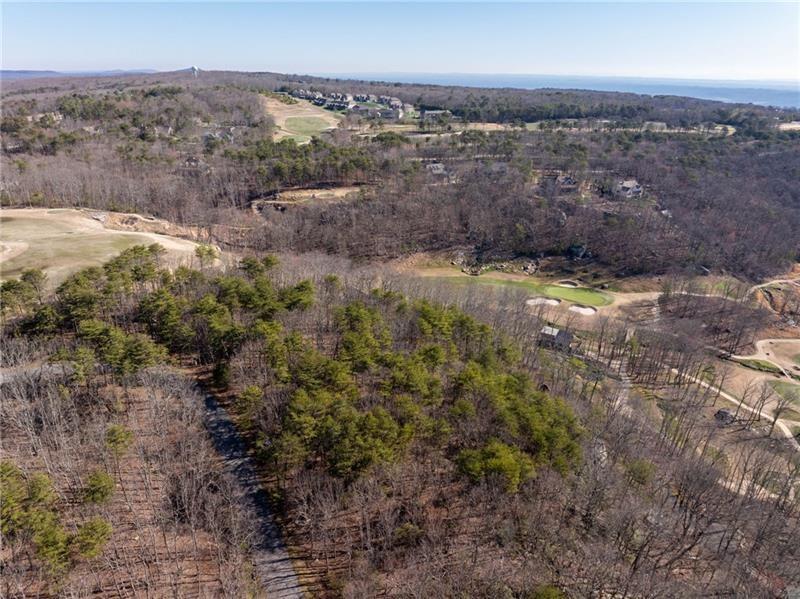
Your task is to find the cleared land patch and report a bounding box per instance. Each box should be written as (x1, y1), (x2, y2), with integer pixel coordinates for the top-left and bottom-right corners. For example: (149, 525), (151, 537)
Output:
(260, 96), (342, 143)
(279, 185), (362, 203)
(0, 209), (201, 286)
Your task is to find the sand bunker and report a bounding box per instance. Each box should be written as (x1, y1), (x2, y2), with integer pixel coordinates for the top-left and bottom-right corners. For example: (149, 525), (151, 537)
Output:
(569, 304), (598, 316)
(558, 280), (579, 288)
(526, 297), (561, 307)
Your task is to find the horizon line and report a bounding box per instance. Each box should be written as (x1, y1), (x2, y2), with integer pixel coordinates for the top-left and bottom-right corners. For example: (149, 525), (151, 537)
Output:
(3, 67), (798, 88)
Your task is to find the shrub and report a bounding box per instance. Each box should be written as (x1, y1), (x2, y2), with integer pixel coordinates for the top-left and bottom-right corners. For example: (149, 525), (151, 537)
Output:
(626, 458), (656, 486)
(72, 517), (112, 559)
(82, 471), (115, 504)
(105, 425), (134, 457)
(458, 440), (535, 493)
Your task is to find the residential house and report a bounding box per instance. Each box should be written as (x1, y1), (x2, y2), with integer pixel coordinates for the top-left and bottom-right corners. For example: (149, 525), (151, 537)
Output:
(421, 109), (452, 122)
(615, 179), (644, 199)
(557, 174), (579, 192)
(425, 162), (447, 176)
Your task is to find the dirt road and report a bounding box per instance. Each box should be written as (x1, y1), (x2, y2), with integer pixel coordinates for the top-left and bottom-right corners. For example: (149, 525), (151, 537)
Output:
(203, 393), (304, 598)
(673, 368), (800, 453)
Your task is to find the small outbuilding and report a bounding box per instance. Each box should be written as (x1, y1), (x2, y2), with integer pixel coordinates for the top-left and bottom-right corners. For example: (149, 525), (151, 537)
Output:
(539, 326), (573, 351)
(425, 162), (447, 176)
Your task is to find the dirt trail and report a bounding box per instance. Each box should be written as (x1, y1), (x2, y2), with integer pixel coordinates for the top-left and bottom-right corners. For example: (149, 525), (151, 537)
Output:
(731, 339), (800, 379)
(203, 392), (304, 598)
(674, 368), (800, 453)
(747, 277), (800, 297)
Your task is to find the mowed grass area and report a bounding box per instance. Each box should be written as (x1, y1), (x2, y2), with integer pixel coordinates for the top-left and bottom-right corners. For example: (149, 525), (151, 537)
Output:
(769, 381), (800, 420)
(770, 380), (800, 402)
(733, 358), (784, 375)
(260, 96), (342, 144)
(284, 116), (335, 143)
(1, 213), (198, 286)
(793, 354), (800, 366)
(428, 271), (612, 307)
(1, 216), (154, 280)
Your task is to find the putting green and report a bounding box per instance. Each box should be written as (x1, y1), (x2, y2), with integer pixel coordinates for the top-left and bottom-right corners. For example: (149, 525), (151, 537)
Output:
(428, 272), (612, 307)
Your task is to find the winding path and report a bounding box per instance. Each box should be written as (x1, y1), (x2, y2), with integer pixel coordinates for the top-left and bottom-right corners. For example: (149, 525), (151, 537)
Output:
(729, 338), (800, 380)
(670, 368), (800, 453)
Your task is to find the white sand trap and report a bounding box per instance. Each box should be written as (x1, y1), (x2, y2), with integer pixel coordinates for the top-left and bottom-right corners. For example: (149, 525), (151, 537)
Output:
(569, 305), (598, 316)
(558, 280), (579, 288)
(526, 297), (561, 307)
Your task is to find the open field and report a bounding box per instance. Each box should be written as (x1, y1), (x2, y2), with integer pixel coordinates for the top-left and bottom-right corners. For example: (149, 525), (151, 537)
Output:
(1, 209), (201, 286)
(411, 266), (612, 307)
(278, 185), (362, 202)
(284, 116), (333, 139)
(259, 96), (342, 143)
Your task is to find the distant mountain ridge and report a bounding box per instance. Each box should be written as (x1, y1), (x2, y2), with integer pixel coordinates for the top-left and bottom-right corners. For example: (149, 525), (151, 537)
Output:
(1, 69), (158, 80)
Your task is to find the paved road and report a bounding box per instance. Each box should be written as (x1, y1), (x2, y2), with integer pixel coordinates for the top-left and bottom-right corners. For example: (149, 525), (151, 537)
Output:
(203, 393), (304, 598)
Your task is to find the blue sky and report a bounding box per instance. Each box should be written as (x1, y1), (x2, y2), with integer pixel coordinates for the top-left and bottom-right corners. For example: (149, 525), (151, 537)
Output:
(2, 2), (798, 81)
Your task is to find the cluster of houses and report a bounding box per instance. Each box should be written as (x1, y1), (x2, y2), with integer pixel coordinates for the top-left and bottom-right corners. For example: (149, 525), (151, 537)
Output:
(25, 111), (64, 126)
(538, 170), (645, 201)
(288, 89), (411, 120)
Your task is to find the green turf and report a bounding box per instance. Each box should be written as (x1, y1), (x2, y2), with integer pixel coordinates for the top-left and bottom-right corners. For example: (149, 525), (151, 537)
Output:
(429, 272), (612, 307)
(769, 381), (800, 411)
(0, 216), (160, 282)
(284, 116), (334, 139)
(792, 354), (800, 366)
(733, 358), (784, 375)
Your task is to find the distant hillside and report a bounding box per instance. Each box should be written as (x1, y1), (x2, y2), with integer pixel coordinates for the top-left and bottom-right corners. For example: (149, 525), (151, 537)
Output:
(1, 68), (799, 279)
(0, 69), (157, 80)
